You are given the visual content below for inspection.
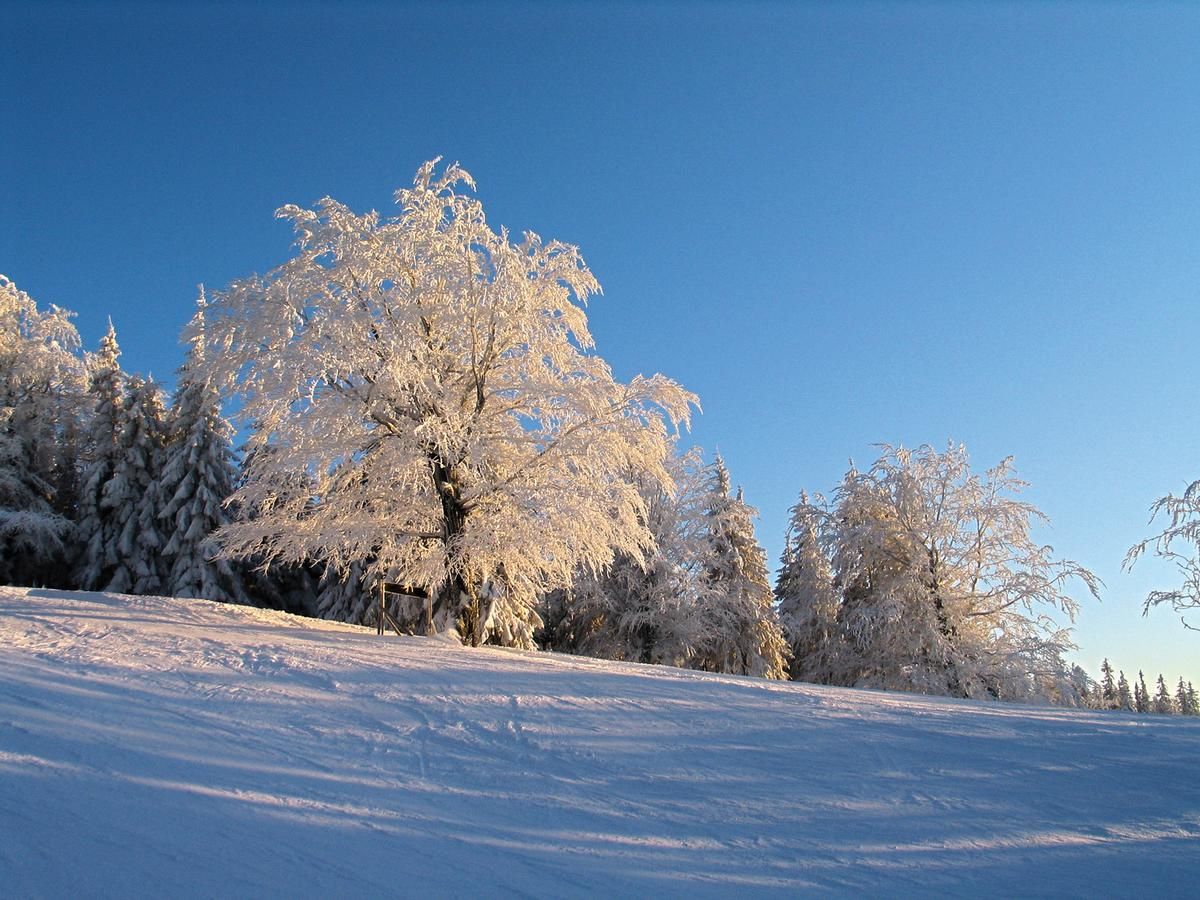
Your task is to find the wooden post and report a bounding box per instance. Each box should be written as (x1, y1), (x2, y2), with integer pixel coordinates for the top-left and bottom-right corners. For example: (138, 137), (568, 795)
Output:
(377, 580), (385, 636)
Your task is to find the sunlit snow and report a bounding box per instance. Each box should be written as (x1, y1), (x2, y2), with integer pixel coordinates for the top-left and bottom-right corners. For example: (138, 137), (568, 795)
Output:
(2, 587), (1196, 896)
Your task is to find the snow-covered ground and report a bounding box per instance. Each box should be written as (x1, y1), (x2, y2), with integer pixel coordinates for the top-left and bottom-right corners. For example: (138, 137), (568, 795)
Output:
(1, 587), (1197, 897)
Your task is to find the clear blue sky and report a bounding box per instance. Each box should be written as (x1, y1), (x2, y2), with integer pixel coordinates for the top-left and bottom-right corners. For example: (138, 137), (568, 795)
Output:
(5, 1), (1198, 686)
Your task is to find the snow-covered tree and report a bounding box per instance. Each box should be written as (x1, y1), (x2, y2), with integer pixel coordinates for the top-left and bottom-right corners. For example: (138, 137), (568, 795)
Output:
(103, 376), (169, 595)
(1152, 674), (1177, 715)
(779, 443), (1100, 701)
(316, 558), (378, 625)
(77, 322), (126, 590)
(689, 457), (789, 679)
(230, 439), (323, 616)
(191, 160), (695, 648)
(546, 451), (787, 679)
(776, 492), (841, 682)
(0, 276), (86, 587)
(1175, 677), (1194, 716)
(1135, 671), (1150, 714)
(1126, 479), (1200, 631)
(545, 448), (707, 667)
(158, 296), (248, 604)
(1067, 665), (1096, 709)
(1117, 671), (1133, 711)
(1099, 659), (1117, 709)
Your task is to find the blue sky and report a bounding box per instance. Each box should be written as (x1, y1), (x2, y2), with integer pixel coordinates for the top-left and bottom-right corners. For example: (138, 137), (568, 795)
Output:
(5, 1), (1198, 685)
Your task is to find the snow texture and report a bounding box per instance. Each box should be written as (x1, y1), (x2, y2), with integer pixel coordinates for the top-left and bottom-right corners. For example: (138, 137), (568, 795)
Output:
(1, 587), (1197, 897)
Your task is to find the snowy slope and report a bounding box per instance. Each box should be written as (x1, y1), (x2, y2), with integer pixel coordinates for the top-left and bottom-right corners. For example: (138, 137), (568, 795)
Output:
(1, 587), (1197, 898)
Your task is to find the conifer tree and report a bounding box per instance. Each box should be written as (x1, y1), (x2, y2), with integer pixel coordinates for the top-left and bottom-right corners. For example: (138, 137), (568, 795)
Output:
(0, 276), (86, 586)
(688, 457), (789, 679)
(103, 376), (169, 594)
(0, 416), (72, 586)
(1117, 671), (1133, 712)
(1135, 671), (1150, 714)
(1187, 682), (1198, 716)
(1175, 678), (1194, 716)
(1099, 659), (1117, 709)
(775, 492), (840, 682)
(1067, 665), (1096, 708)
(1153, 674), (1177, 715)
(316, 559), (377, 625)
(547, 448), (705, 668)
(158, 296), (248, 603)
(78, 323), (126, 590)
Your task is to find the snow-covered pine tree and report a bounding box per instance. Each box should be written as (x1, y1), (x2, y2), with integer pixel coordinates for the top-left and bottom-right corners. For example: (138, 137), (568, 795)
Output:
(775, 491), (841, 682)
(1175, 677), (1194, 716)
(688, 457), (789, 680)
(190, 160), (695, 648)
(316, 558), (377, 625)
(1117, 671), (1133, 711)
(0, 277), (87, 587)
(1099, 659), (1117, 709)
(0, 411), (56, 586)
(1066, 665), (1096, 709)
(1188, 682), (1198, 716)
(1152, 674), (1176, 714)
(158, 295), (248, 604)
(77, 322), (126, 590)
(1135, 671), (1150, 713)
(547, 447), (707, 668)
(103, 375), (169, 595)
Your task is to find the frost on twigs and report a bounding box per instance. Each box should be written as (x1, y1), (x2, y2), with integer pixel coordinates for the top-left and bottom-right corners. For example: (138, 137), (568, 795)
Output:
(1126, 478), (1200, 632)
(777, 443), (1101, 702)
(189, 160), (697, 648)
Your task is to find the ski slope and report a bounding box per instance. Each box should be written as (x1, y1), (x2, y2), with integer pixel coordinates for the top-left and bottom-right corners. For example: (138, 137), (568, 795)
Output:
(1, 587), (1197, 897)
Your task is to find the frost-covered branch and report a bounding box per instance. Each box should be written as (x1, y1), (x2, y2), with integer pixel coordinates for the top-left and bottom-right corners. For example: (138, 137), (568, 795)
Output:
(1126, 478), (1200, 631)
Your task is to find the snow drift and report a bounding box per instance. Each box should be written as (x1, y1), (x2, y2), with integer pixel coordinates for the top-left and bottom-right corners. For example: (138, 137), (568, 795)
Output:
(1, 587), (1196, 897)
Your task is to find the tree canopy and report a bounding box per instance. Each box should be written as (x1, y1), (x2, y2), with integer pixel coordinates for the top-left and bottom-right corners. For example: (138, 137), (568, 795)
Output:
(191, 160), (696, 647)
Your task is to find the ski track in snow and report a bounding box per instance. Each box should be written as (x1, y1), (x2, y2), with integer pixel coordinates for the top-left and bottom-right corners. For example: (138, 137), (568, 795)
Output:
(1, 587), (1197, 898)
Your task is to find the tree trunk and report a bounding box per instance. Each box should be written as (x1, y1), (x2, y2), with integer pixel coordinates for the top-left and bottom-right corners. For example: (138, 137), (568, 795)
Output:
(928, 548), (964, 696)
(430, 455), (477, 644)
